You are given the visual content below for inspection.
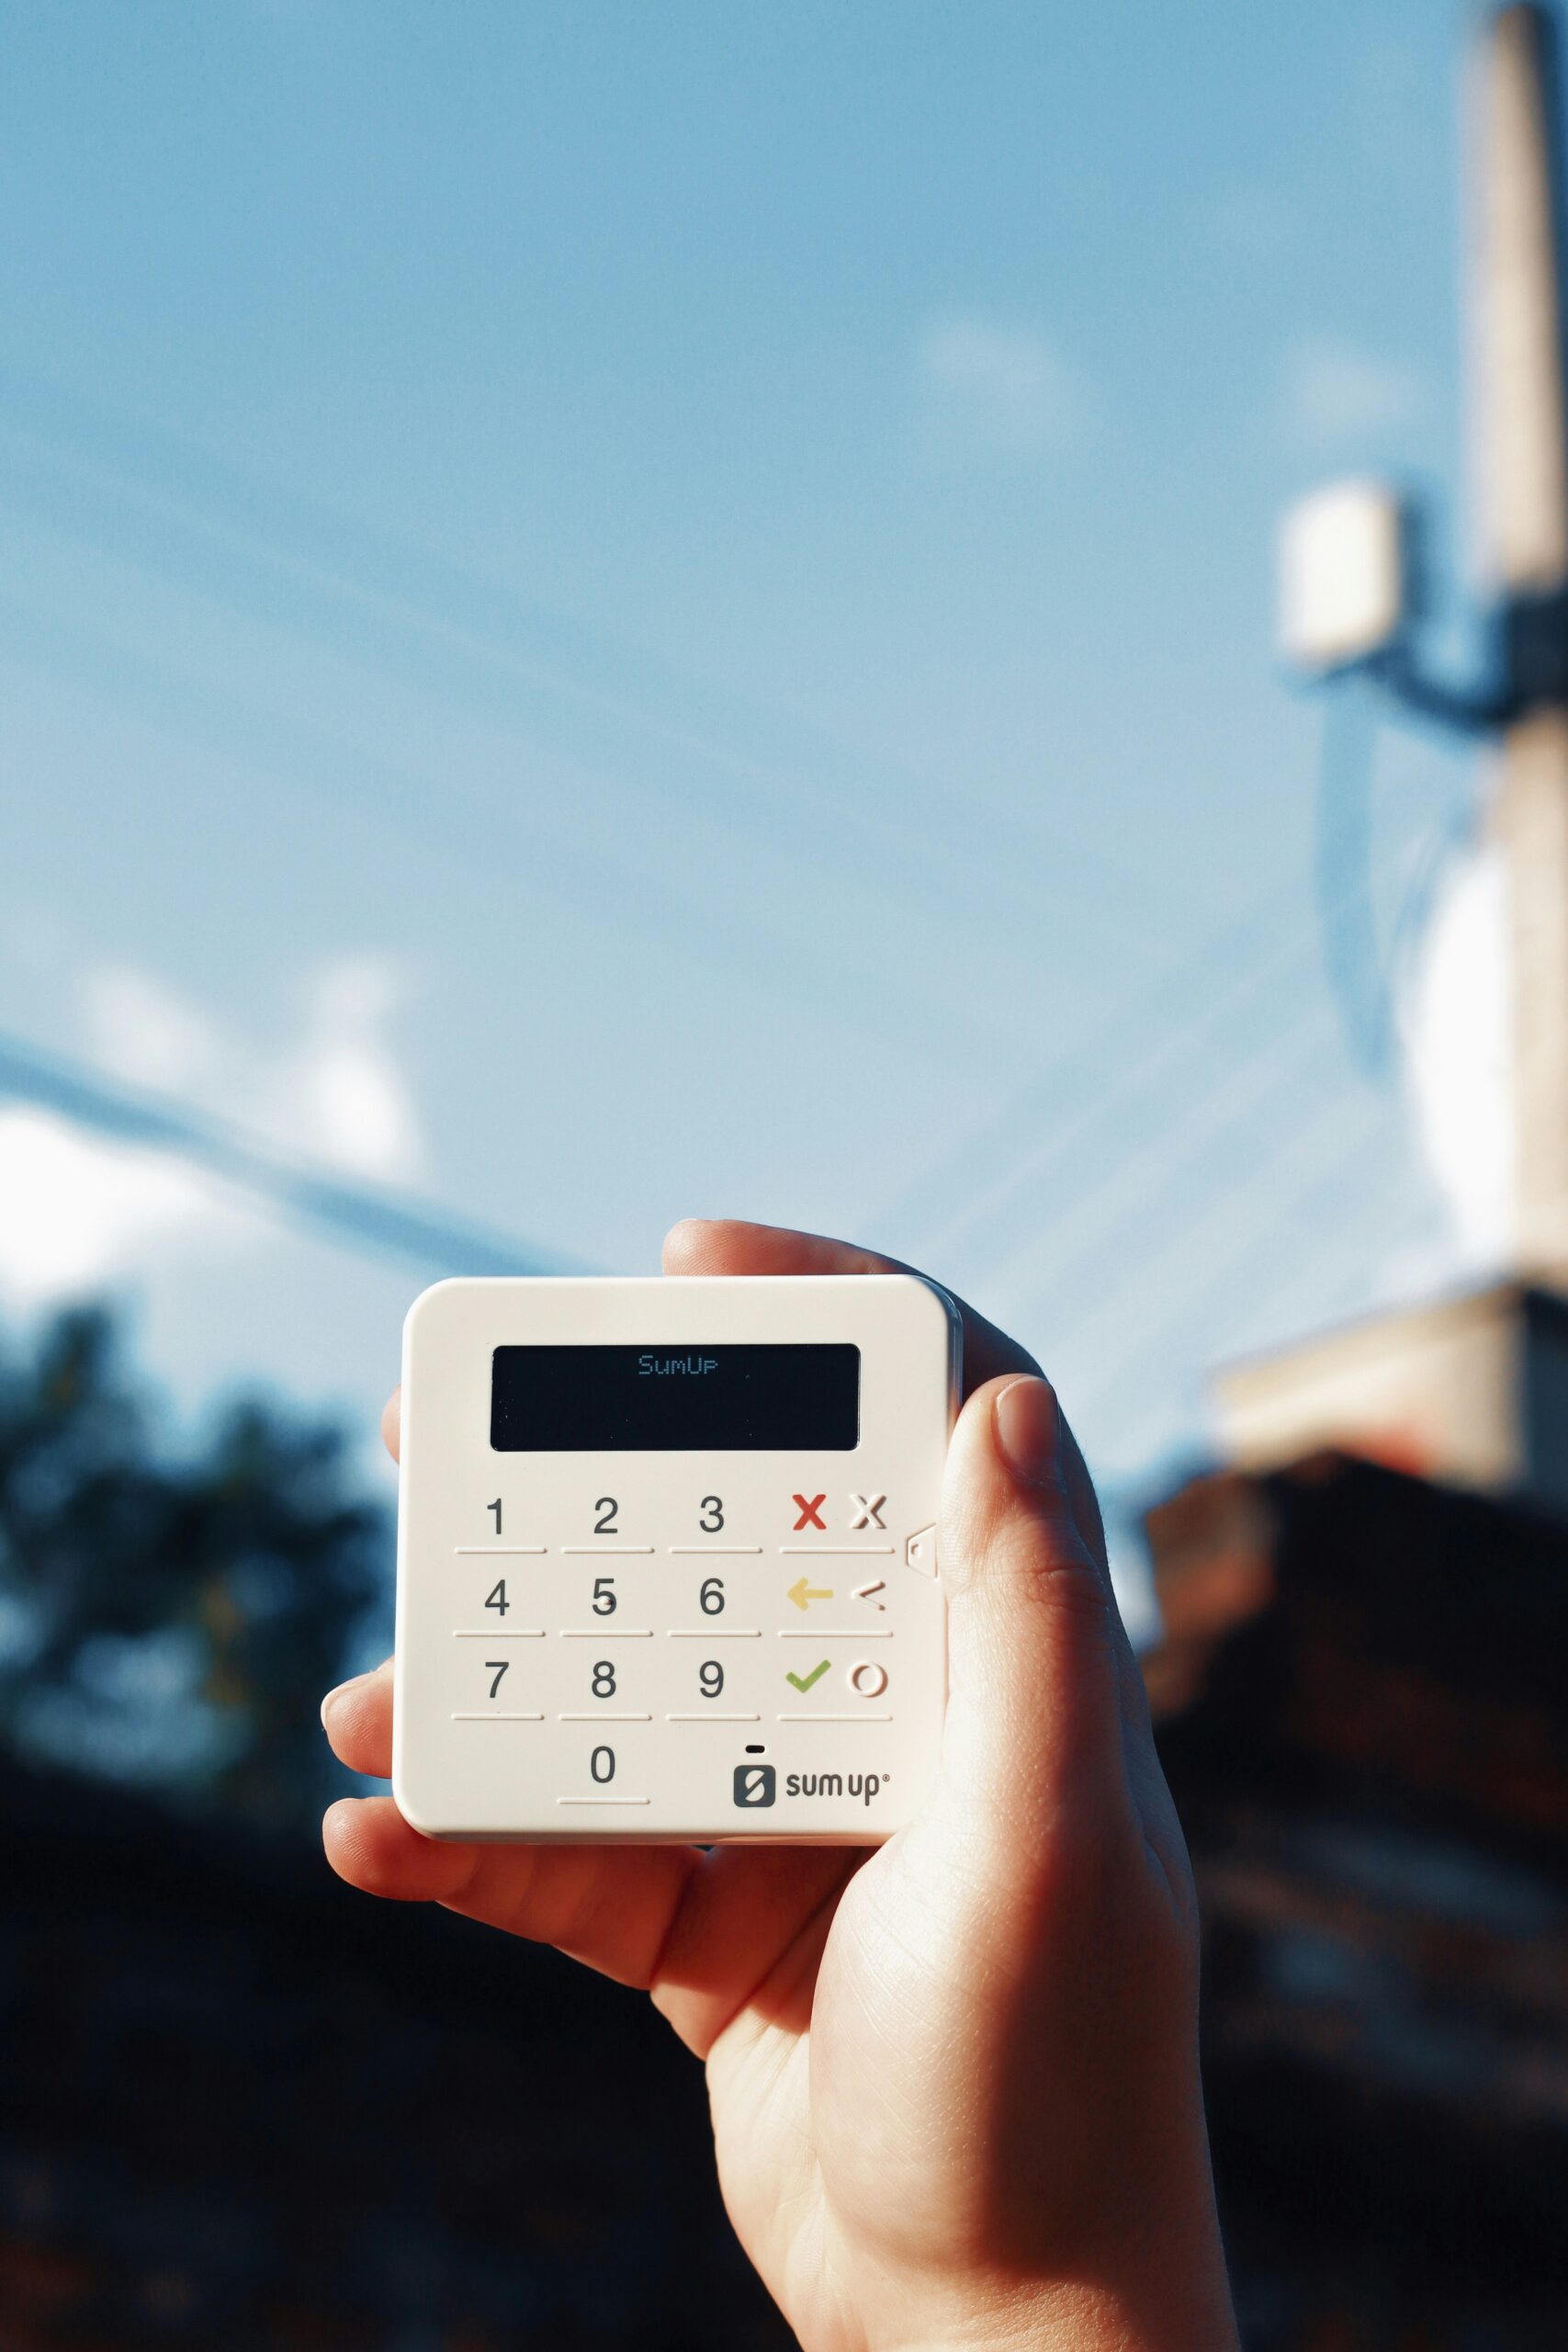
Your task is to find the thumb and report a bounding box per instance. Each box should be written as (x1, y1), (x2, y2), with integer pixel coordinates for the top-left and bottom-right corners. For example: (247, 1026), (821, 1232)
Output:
(934, 1374), (1132, 1827)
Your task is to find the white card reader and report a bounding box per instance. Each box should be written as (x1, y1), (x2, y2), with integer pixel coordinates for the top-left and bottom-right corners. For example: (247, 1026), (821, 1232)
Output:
(392, 1273), (959, 1842)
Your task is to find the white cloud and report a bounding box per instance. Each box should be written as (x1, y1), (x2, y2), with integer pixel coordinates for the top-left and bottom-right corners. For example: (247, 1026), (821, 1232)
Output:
(1279, 334), (1427, 452)
(914, 316), (1087, 463)
(0, 955), (424, 1309)
(0, 1109), (229, 1307)
(270, 956), (423, 1182)
(1397, 840), (1514, 1271)
(83, 967), (219, 1093)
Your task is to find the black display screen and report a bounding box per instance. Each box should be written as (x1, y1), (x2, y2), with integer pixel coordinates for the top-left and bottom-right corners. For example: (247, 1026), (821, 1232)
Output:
(490, 1343), (860, 1452)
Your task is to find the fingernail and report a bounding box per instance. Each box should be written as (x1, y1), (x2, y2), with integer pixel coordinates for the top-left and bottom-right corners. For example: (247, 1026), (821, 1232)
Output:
(320, 1674), (367, 1731)
(994, 1376), (1061, 1486)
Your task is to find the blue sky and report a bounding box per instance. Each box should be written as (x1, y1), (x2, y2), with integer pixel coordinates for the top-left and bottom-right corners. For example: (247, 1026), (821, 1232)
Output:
(0, 0), (1505, 1604)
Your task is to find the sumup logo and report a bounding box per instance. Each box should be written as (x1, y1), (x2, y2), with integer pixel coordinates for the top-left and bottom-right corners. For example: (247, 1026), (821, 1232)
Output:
(732, 1762), (886, 1809)
(732, 1763), (776, 1807)
(786, 1771), (884, 1807)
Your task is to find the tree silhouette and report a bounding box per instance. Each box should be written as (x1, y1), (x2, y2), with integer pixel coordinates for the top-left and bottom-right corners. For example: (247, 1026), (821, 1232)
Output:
(0, 1307), (384, 1828)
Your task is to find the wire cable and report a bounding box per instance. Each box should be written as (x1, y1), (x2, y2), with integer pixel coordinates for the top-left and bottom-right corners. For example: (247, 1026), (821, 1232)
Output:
(1066, 1086), (1396, 1438)
(0, 1027), (585, 1281)
(879, 866), (1324, 1265)
(988, 995), (1348, 1329)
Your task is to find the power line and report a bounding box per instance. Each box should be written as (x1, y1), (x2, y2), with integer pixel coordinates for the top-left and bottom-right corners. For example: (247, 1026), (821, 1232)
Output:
(1066, 1082), (1393, 1437)
(993, 997), (1346, 1329)
(0, 585), (1022, 1069)
(876, 865), (1322, 1266)
(0, 376), (1147, 948)
(1077, 1127), (1421, 1485)
(1313, 678), (1481, 1081)
(0, 1027), (584, 1282)
(901, 879), (1366, 1302)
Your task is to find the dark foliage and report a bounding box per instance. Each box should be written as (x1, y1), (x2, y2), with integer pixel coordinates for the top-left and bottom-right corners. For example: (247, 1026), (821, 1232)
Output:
(0, 1308), (383, 1829)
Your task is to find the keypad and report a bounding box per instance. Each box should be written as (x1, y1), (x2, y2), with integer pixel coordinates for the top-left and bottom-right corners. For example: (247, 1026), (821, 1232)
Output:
(440, 1488), (906, 1804)
(446, 1496), (902, 1740)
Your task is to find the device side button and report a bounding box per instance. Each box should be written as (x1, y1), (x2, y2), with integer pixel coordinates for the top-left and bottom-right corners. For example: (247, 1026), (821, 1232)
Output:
(904, 1525), (939, 1575)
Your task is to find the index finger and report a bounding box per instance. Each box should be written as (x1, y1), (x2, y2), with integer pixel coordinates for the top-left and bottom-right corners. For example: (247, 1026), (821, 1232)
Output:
(379, 1222), (1034, 1463)
(660, 1217), (1039, 1392)
(663, 1219), (1105, 1567)
(379, 1221), (1098, 1557)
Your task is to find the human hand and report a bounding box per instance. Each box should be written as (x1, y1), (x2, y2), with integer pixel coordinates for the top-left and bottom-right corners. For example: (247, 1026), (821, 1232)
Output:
(321, 1221), (1237, 2352)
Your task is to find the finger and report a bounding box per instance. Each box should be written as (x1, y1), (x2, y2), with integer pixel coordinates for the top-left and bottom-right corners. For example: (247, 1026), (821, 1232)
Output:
(661, 1216), (1032, 1391)
(321, 1658), (393, 1777)
(317, 1664), (866, 2036)
(661, 1218), (1104, 1557)
(382, 1387), (400, 1463)
(934, 1374), (1135, 1833)
(650, 1844), (863, 2057)
(322, 1797), (701, 1988)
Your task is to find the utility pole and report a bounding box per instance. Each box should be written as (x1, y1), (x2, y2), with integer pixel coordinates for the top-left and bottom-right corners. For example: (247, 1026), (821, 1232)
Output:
(1224, 5), (1568, 1506)
(1480, 3), (1568, 1273)
(1280, 1), (1568, 1275)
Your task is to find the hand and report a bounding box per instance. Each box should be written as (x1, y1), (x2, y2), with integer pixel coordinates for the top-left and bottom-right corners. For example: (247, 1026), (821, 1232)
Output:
(321, 1222), (1237, 2352)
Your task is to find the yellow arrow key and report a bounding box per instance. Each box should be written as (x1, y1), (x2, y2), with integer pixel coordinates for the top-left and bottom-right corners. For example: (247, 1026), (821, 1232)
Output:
(786, 1575), (834, 1611)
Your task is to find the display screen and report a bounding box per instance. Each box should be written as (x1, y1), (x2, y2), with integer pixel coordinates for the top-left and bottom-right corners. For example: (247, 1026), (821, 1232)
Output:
(490, 1343), (860, 1452)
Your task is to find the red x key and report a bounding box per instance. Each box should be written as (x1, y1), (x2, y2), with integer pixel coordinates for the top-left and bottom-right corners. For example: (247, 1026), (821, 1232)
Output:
(792, 1493), (827, 1532)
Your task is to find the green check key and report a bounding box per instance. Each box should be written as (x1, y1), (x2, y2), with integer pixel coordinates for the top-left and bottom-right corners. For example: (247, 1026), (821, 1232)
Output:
(785, 1657), (830, 1694)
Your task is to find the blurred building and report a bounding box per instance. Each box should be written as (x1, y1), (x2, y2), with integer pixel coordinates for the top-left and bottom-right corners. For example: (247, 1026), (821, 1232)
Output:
(0, 1760), (791, 2352)
(1145, 1451), (1568, 2351)
(1214, 1281), (1568, 1516)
